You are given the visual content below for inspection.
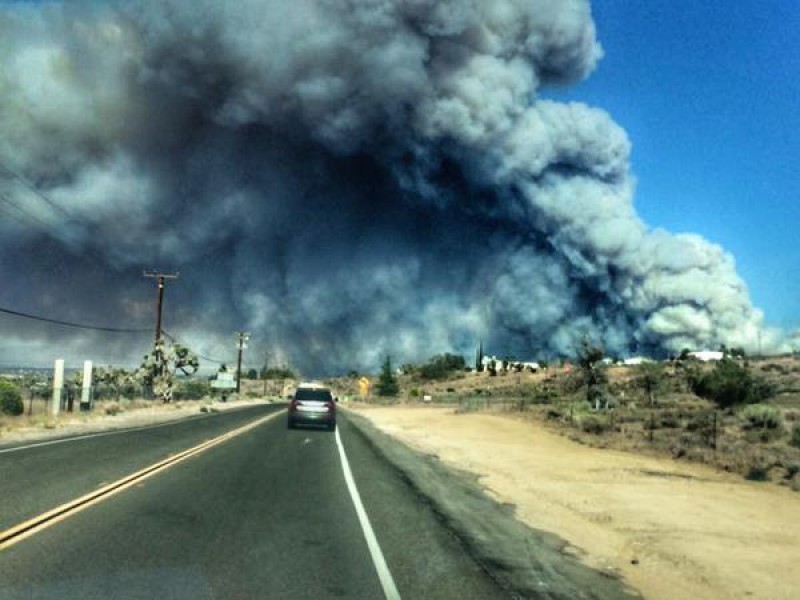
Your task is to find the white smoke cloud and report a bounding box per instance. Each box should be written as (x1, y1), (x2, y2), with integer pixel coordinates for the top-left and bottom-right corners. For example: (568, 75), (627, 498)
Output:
(0, 0), (779, 372)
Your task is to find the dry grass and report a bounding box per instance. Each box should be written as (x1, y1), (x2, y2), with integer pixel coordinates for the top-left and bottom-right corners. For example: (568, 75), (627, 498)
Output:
(350, 356), (800, 489)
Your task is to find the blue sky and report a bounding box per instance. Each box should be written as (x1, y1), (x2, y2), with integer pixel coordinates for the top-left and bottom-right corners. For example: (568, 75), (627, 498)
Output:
(549, 1), (800, 330)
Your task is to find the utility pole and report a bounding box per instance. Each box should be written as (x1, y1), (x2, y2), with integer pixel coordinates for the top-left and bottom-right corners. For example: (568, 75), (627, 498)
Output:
(262, 351), (271, 397)
(143, 271), (179, 344)
(235, 331), (250, 394)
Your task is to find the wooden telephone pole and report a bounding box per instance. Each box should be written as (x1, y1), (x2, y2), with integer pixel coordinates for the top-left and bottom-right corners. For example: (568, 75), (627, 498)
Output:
(143, 271), (179, 344)
(235, 331), (250, 394)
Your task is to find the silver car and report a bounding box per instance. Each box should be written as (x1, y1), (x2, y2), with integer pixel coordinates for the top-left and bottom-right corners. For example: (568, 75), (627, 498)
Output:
(287, 383), (336, 431)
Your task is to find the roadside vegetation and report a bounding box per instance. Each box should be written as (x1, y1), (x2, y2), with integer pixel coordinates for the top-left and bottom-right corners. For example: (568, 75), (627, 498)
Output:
(348, 349), (800, 491)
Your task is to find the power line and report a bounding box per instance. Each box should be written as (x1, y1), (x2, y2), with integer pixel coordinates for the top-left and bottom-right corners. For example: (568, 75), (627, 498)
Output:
(0, 192), (55, 231)
(0, 160), (76, 221)
(161, 330), (227, 364)
(0, 306), (150, 333)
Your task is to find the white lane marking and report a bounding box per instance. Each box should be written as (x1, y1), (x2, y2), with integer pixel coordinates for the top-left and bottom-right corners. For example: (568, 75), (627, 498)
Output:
(0, 405), (268, 455)
(335, 426), (401, 600)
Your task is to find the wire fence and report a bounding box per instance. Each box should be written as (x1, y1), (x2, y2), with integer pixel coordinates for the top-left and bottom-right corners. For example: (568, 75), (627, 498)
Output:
(453, 394), (722, 451)
(19, 383), (157, 416)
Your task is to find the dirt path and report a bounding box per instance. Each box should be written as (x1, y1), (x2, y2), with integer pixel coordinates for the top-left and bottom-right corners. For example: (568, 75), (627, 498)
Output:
(350, 405), (800, 600)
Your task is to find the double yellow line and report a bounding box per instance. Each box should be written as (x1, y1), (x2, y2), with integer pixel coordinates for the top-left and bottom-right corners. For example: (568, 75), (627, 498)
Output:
(0, 409), (284, 551)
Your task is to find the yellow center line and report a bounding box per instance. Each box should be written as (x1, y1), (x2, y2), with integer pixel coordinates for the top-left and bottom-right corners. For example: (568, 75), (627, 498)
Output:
(0, 409), (285, 551)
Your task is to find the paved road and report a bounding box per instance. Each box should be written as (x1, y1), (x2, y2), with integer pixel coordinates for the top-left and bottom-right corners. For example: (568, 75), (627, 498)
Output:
(0, 406), (508, 599)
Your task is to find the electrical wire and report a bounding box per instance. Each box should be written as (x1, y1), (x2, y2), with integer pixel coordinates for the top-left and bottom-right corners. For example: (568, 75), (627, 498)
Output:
(0, 306), (150, 334)
(0, 161), (76, 221)
(161, 330), (228, 364)
(0, 192), (54, 231)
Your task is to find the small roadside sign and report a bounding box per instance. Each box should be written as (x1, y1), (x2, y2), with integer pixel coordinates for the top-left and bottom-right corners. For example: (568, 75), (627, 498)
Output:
(211, 372), (236, 390)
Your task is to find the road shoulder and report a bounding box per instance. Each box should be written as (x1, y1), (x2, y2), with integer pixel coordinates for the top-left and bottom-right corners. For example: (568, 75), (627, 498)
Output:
(344, 408), (642, 600)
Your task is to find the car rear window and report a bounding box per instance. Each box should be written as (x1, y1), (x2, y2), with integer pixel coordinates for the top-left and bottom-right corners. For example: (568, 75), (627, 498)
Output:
(294, 388), (332, 402)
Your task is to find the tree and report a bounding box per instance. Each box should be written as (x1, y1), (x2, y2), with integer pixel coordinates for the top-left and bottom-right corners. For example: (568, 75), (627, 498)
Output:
(419, 353), (466, 380)
(376, 355), (399, 397)
(0, 379), (23, 416)
(261, 367), (296, 380)
(577, 338), (608, 410)
(135, 340), (199, 402)
(688, 357), (775, 408)
(246, 368), (258, 380)
(636, 362), (664, 405)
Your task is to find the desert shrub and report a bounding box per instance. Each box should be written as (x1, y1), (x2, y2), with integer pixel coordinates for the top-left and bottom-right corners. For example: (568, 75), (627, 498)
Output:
(419, 353), (466, 380)
(0, 380), (23, 416)
(409, 388), (419, 397)
(579, 414), (609, 434)
(175, 380), (210, 400)
(740, 404), (783, 430)
(260, 367), (296, 380)
(791, 424), (800, 448)
(545, 408), (563, 420)
(658, 410), (681, 428)
(688, 358), (775, 408)
(745, 465), (769, 481)
(104, 402), (123, 416)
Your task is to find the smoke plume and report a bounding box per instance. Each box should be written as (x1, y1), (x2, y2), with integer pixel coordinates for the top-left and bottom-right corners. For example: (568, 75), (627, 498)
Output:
(0, 0), (777, 372)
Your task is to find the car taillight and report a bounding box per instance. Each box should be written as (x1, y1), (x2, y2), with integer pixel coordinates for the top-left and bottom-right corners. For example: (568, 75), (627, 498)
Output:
(326, 401), (335, 411)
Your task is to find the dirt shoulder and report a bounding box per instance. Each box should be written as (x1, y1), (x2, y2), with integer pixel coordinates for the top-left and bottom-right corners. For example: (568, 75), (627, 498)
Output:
(349, 404), (800, 600)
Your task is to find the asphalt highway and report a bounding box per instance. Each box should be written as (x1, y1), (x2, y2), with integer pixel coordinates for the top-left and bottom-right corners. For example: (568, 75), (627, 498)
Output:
(0, 405), (508, 599)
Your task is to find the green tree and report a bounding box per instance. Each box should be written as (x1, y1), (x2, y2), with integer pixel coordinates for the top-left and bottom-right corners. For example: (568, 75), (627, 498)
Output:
(637, 362), (665, 405)
(261, 367), (295, 380)
(246, 368), (258, 380)
(377, 356), (399, 397)
(0, 379), (23, 416)
(577, 338), (608, 409)
(419, 353), (466, 380)
(688, 358), (775, 408)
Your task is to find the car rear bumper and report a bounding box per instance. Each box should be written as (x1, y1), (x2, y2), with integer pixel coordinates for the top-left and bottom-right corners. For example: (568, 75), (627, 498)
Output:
(288, 410), (336, 427)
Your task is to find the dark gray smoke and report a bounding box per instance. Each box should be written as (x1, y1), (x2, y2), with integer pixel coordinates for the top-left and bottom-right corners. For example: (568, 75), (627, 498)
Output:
(0, 1), (778, 373)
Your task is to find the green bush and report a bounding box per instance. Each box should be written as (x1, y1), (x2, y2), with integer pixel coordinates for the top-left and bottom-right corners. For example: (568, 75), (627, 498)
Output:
(260, 367), (296, 380)
(689, 358), (775, 408)
(104, 402), (123, 416)
(579, 414), (609, 434)
(175, 380), (210, 400)
(0, 380), (23, 416)
(740, 404), (783, 430)
(419, 353), (466, 380)
(791, 424), (800, 448)
(745, 465), (769, 481)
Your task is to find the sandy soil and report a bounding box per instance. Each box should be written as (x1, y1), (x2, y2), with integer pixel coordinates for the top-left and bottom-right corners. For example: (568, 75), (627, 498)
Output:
(350, 405), (800, 600)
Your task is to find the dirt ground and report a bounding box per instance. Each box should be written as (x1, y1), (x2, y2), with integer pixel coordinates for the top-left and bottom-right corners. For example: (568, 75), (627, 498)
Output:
(349, 404), (800, 600)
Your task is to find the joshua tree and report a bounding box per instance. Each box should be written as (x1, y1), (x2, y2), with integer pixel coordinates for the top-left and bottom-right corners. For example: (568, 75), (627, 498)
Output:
(136, 339), (199, 402)
(577, 338), (608, 410)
